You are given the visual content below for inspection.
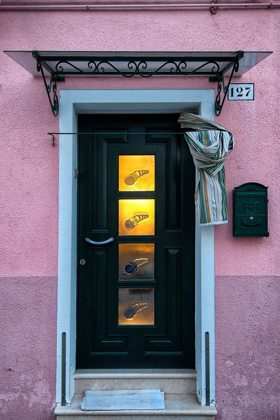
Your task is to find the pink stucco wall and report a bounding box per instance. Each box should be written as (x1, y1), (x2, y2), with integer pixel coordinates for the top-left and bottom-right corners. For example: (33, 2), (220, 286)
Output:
(0, 6), (279, 420)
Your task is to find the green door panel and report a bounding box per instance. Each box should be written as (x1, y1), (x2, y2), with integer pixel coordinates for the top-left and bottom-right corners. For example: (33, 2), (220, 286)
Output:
(77, 114), (195, 369)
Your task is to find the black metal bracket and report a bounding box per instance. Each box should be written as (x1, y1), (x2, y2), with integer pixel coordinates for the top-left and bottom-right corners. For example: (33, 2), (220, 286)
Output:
(205, 331), (210, 406)
(50, 134), (55, 147)
(61, 332), (66, 406)
(32, 51), (64, 117)
(210, 54), (241, 117)
(210, 0), (218, 15)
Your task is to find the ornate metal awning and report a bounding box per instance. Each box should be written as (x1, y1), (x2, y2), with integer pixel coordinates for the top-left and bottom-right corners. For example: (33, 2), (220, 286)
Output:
(4, 50), (272, 117)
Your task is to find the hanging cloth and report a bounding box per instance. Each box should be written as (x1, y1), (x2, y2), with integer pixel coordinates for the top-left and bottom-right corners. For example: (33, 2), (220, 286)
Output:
(178, 113), (234, 226)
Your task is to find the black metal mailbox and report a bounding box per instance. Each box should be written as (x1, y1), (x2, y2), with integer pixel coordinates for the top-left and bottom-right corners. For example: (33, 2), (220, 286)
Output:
(233, 183), (269, 237)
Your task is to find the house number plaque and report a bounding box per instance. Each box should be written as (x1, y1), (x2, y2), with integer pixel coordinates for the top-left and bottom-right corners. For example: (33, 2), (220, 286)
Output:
(228, 83), (254, 101)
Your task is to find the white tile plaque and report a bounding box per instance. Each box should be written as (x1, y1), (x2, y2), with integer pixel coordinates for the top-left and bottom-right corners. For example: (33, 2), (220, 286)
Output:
(228, 83), (254, 101)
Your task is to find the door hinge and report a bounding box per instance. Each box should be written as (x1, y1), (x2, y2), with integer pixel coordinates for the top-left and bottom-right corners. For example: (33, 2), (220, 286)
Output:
(74, 169), (79, 179)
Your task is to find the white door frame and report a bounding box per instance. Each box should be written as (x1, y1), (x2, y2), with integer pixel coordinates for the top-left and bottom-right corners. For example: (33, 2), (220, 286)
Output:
(56, 89), (215, 406)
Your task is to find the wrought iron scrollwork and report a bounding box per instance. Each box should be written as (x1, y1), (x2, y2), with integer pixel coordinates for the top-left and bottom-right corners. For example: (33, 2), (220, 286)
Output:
(30, 50), (244, 117)
(37, 61), (59, 116)
(214, 59), (240, 117)
(33, 51), (64, 117)
(53, 59), (221, 78)
(56, 60), (83, 74)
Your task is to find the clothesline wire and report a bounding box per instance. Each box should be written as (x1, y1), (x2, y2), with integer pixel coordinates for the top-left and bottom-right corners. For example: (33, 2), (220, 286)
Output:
(48, 132), (187, 135)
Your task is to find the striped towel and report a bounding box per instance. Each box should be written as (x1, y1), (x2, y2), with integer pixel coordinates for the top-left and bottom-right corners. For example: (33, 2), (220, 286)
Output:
(178, 113), (234, 226)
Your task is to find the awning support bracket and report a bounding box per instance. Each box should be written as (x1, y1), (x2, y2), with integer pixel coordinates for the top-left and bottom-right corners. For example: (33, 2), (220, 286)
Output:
(210, 57), (240, 117)
(32, 51), (65, 117)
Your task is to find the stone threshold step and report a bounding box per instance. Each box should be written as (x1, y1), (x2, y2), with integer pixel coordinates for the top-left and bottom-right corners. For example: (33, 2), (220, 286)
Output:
(55, 394), (217, 420)
(74, 369), (197, 395)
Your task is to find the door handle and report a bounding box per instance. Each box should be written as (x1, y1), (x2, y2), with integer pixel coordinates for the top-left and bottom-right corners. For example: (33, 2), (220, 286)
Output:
(85, 237), (114, 245)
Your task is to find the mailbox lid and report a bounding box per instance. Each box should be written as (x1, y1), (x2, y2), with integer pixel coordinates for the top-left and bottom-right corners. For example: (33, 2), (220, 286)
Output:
(234, 182), (268, 215)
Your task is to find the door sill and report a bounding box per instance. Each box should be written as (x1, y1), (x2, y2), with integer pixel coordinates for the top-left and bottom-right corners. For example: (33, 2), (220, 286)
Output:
(75, 369), (197, 378)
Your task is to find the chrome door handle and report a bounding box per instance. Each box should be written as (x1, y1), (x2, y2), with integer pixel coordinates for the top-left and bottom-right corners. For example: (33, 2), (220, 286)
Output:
(85, 237), (114, 245)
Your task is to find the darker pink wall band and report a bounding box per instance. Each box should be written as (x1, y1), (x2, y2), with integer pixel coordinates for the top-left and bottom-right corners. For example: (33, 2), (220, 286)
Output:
(0, 277), (57, 420)
(216, 275), (280, 420)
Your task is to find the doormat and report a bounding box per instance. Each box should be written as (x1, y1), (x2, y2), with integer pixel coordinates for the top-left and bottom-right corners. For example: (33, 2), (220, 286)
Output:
(81, 389), (165, 411)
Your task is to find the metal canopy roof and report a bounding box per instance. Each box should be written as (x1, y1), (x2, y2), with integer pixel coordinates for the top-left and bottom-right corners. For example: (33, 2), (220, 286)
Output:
(4, 50), (272, 116)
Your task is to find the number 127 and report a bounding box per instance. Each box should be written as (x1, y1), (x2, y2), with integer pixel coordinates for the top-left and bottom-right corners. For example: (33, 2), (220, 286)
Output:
(228, 84), (254, 100)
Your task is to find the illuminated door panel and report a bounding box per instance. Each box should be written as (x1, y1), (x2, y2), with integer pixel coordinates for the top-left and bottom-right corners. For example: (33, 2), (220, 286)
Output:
(118, 288), (155, 325)
(119, 199), (155, 236)
(119, 243), (155, 280)
(119, 155), (155, 191)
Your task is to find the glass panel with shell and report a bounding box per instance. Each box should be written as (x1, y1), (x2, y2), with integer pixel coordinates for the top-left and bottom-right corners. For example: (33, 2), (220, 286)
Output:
(118, 288), (155, 325)
(119, 199), (155, 236)
(119, 155), (155, 191)
(119, 243), (155, 280)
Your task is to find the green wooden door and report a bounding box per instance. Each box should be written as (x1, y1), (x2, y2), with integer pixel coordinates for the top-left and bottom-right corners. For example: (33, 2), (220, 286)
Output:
(77, 114), (195, 369)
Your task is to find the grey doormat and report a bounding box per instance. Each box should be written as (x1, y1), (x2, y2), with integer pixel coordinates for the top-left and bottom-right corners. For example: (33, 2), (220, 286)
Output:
(81, 389), (165, 411)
